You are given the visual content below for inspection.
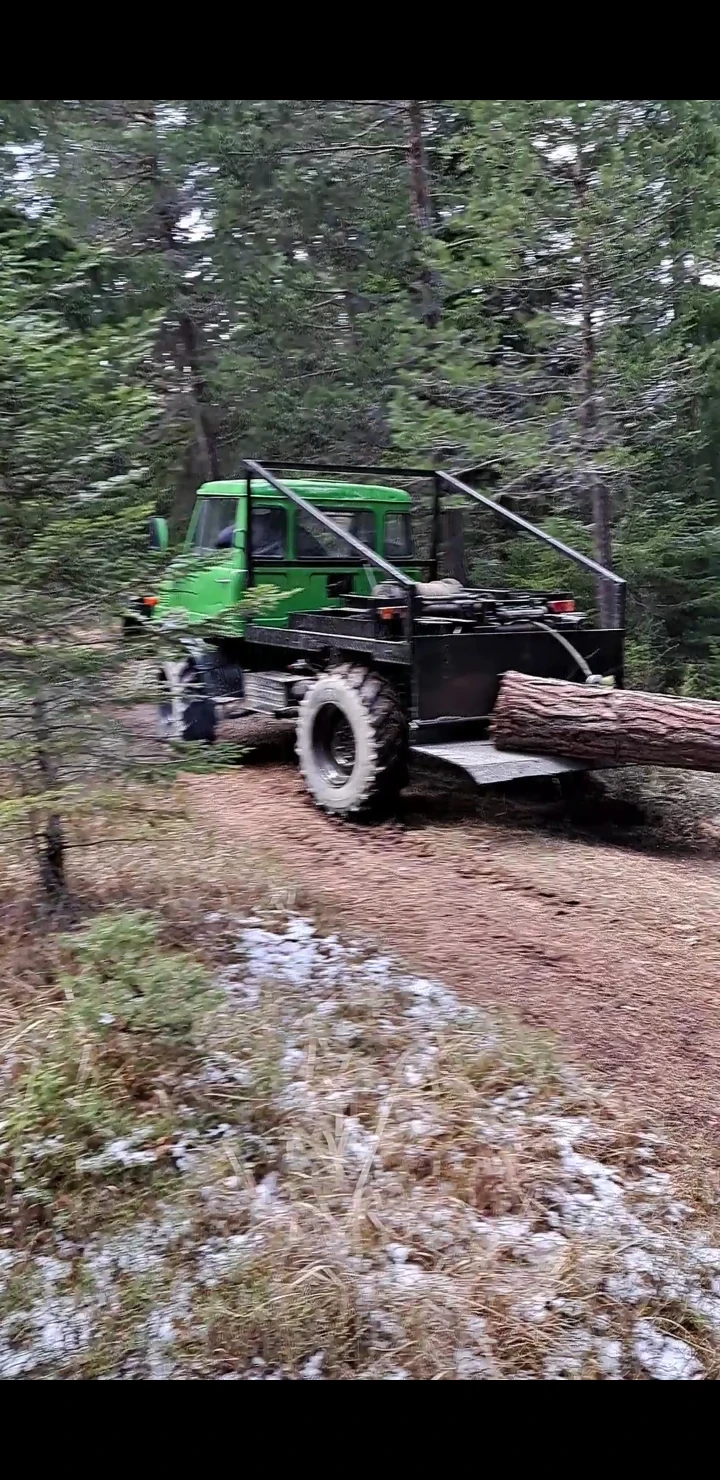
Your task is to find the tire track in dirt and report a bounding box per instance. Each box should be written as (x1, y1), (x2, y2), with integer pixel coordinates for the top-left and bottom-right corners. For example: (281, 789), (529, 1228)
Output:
(187, 754), (720, 1142)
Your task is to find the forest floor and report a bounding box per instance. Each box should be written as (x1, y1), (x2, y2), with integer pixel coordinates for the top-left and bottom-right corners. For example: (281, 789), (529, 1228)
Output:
(2, 713), (720, 1379)
(187, 716), (720, 1154)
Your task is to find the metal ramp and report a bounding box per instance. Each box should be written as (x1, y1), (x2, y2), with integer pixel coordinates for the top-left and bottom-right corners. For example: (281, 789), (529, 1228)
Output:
(411, 739), (587, 788)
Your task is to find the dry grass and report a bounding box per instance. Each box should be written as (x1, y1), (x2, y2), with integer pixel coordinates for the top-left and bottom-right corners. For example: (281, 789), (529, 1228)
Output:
(1, 805), (719, 1380)
(1, 788), (719, 1380)
(593, 767), (720, 854)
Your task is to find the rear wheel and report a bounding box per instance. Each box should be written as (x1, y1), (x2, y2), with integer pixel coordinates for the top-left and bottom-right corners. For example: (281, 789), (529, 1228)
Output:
(157, 662), (217, 745)
(296, 664), (407, 816)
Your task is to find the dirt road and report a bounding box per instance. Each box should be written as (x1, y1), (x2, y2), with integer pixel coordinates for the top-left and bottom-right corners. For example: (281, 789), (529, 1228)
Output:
(187, 730), (720, 1144)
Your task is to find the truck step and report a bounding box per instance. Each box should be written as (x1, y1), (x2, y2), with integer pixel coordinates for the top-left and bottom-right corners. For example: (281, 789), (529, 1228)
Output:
(243, 671), (300, 717)
(411, 739), (588, 788)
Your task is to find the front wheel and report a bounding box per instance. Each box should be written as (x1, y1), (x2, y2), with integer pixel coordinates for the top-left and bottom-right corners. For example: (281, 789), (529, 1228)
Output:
(157, 662), (217, 745)
(296, 664), (407, 816)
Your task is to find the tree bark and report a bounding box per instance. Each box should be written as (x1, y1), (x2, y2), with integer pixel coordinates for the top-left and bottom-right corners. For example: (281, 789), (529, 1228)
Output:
(31, 695), (68, 905)
(134, 101), (221, 485)
(440, 508), (470, 586)
(492, 671), (720, 773)
(177, 313), (221, 482)
(572, 155), (615, 628)
(407, 101), (440, 329)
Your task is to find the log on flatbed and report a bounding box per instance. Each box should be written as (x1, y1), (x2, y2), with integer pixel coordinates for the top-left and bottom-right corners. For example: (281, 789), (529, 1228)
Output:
(491, 671), (720, 773)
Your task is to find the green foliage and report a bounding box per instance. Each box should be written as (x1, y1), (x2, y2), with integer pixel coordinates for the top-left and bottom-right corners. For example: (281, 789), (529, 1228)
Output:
(5, 1037), (129, 1186)
(2, 911), (217, 1196)
(1, 93), (719, 825)
(471, 516), (596, 610)
(393, 99), (720, 688)
(60, 911), (216, 1040)
(4, 101), (415, 526)
(0, 204), (164, 899)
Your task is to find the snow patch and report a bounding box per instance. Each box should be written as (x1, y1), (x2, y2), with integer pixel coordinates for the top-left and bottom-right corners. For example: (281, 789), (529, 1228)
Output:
(633, 1320), (702, 1381)
(2, 914), (717, 1381)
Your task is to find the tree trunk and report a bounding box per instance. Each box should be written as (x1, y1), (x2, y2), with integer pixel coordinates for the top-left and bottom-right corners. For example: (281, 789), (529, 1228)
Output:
(135, 101), (221, 485)
(572, 155), (615, 629)
(407, 101), (440, 329)
(177, 313), (222, 482)
(441, 508), (470, 586)
(492, 671), (720, 773)
(31, 695), (68, 905)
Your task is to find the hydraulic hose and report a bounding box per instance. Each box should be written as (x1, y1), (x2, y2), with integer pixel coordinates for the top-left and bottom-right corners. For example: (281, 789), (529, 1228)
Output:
(530, 620), (594, 681)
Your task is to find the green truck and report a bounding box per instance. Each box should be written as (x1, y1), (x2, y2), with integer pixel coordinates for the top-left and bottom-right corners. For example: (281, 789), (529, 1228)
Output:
(128, 459), (626, 816)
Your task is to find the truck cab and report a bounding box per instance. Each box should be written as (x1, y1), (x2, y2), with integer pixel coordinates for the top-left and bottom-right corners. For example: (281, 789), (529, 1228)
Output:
(151, 478), (420, 631)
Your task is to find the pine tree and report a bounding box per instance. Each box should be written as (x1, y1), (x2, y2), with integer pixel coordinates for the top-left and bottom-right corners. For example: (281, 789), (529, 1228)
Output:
(201, 99), (415, 471)
(0, 206), (160, 905)
(15, 101), (419, 527)
(3, 97), (719, 704)
(392, 99), (720, 679)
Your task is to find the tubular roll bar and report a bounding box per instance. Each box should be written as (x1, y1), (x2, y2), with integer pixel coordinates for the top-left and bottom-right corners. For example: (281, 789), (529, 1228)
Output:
(241, 459), (627, 631)
(434, 472), (627, 630)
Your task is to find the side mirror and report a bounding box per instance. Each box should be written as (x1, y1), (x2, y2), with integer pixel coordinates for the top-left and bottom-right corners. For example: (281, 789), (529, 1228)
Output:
(149, 516), (169, 553)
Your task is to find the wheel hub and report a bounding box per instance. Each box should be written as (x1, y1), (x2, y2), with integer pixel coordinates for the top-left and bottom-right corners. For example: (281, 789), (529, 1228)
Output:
(314, 704), (357, 786)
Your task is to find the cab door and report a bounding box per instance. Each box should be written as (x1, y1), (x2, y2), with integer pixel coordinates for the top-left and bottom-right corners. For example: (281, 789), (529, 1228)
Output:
(285, 505), (378, 616)
(160, 496), (242, 623)
(247, 504), (298, 627)
(248, 503), (376, 627)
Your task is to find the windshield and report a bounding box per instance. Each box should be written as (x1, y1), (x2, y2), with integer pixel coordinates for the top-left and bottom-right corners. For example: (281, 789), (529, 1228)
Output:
(191, 497), (238, 552)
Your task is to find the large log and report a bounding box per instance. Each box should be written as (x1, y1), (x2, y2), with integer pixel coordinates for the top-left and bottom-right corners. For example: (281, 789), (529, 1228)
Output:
(491, 671), (720, 773)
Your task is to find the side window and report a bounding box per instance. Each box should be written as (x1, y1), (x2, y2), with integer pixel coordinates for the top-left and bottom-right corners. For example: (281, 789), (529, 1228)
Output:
(251, 507), (287, 559)
(347, 511), (376, 550)
(191, 497), (239, 553)
(384, 512), (413, 559)
(295, 509), (376, 559)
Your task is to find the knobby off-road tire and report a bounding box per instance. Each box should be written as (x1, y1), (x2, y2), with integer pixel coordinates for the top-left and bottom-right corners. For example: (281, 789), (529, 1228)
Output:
(157, 661), (218, 745)
(296, 664), (408, 816)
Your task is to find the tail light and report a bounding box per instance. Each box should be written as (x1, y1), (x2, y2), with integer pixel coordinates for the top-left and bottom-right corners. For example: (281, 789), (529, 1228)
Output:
(548, 600), (575, 615)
